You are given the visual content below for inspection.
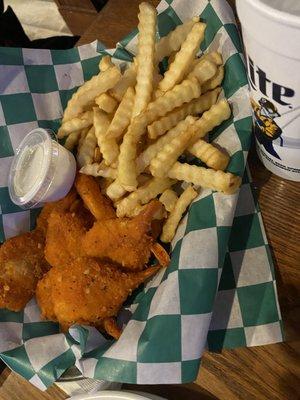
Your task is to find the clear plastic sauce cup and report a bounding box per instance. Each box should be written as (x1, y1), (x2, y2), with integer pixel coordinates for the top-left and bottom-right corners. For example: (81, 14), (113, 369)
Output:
(8, 128), (76, 208)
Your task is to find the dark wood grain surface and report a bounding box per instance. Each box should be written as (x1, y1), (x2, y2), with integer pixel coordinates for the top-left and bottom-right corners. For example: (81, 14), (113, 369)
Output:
(0, 0), (299, 399)
(0, 368), (66, 400)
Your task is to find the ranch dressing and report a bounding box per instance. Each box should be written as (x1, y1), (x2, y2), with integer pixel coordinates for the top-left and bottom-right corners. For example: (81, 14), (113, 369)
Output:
(9, 128), (76, 208)
(14, 144), (45, 197)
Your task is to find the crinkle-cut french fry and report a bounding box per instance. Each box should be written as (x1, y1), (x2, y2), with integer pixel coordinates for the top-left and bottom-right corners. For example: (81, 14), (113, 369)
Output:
(110, 64), (136, 101)
(132, 2), (157, 118)
(93, 108), (111, 146)
(185, 58), (199, 76)
(147, 88), (221, 139)
(105, 173), (151, 202)
(100, 135), (119, 167)
(77, 126), (97, 167)
(80, 163), (117, 179)
(62, 66), (121, 122)
(188, 99), (231, 145)
(78, 127), (89, 150)
(98, 165), (117, 179)
(118, 78), (200, 191)
(105, 178), (127, 201)
(137, 174), (152, 186)
(143, 99), (230, 172)
(79, 160), (117, 179)
(168, 162), (241, 194)
(161, 185), (198, 243)
(57, 110), (93, 138)
(80, 162), (103, 177)
(106, 87), (135, 140)
(93, 108), (119, 166)
(136, 132), (148, 157)
(202, 66), (224, 93)
(95, 93), (118, 114)
(117, 110), (150, 191)
(153, 72), (163, 92)
(188, 139), (230, 171)
(168, 51), (176, 66)
(137, 116), (196, 173)
(202, 51), (223, 66)
(127, 202), (167, 219)
(150, 116), (197, 178)
(158, 23), (206, 93)
(105, 174), (152, 202)
(116, 177), (175, 218)
(148, 107), (188, 139)
(147, 77), (201, 122)
(99, 55), (114, 71)
(64, 130), (81, 151)
(186, 51), (223, 76)
(159, 189), (178, 212)
(187, 59), (217, 85)
(117, 129), (142, 191)
(138, 99), (230, 179)
(155, 17), (199, 62)
(94, 146), (102, 163)
(153, 88), (164, 99)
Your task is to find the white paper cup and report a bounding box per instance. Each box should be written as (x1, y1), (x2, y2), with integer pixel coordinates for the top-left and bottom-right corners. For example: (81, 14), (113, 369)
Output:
(237, 0), (300, 181)
(69, 391), (166, 400)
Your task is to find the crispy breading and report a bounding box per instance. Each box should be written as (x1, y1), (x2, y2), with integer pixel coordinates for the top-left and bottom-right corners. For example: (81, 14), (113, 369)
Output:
(81, 200), (161, 270)
(0, 190), (80, 312)
(44, 207), (92, 268)
(36, 188), (78, 235)
(75, 174), (116, 221)
(102, 317), (122, 339)
(36, 257), (160, 338)
(150, 242), (170, 267)
(151, 219), (163, 241)
(35, 268), (55, 321)
(0, 230), (49, 311)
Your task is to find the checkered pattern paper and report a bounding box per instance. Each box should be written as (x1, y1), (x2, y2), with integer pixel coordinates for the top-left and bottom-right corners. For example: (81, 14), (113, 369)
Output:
(0, 0), (283, 389)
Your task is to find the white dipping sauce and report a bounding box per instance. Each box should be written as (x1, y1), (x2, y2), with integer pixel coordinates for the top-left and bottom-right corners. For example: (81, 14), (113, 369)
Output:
(14, 144), (45, 197)
(9, 128), (76, 208)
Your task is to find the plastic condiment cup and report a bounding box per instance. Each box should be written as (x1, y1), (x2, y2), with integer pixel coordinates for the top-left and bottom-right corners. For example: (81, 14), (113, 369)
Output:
(236, 0), (300, 181)
(8, 128), (76, 208)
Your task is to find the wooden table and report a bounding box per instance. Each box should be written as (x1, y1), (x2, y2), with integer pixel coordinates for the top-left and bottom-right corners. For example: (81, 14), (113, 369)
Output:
(1, 1), (299, 399)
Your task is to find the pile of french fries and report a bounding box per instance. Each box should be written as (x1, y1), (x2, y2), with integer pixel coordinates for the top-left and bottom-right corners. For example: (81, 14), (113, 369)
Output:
(58, 2), (241, 243)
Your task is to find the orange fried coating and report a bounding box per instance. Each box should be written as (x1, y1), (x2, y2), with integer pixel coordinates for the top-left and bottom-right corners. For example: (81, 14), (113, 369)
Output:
(0, 230), (50, 311)
(35, 265), (55, 321)
(44, 206), (91, 268)
(150, 242), (170, 268)
(0, 189), (79, 312)
(151, 219), (163, 240)
(102, 317), (122, 340)
(81, 200), (162, 270)
(36, 188), (78, 235)
(36, 257), (160, 338)
(75, 174), (116, 221)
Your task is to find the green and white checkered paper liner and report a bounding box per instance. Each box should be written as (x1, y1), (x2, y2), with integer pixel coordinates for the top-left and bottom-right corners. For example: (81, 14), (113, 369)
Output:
(0, 0), (283, 390)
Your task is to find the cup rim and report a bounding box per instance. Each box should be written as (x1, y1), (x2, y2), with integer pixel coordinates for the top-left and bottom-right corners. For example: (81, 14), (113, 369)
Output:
(239, 0), (300, 29)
